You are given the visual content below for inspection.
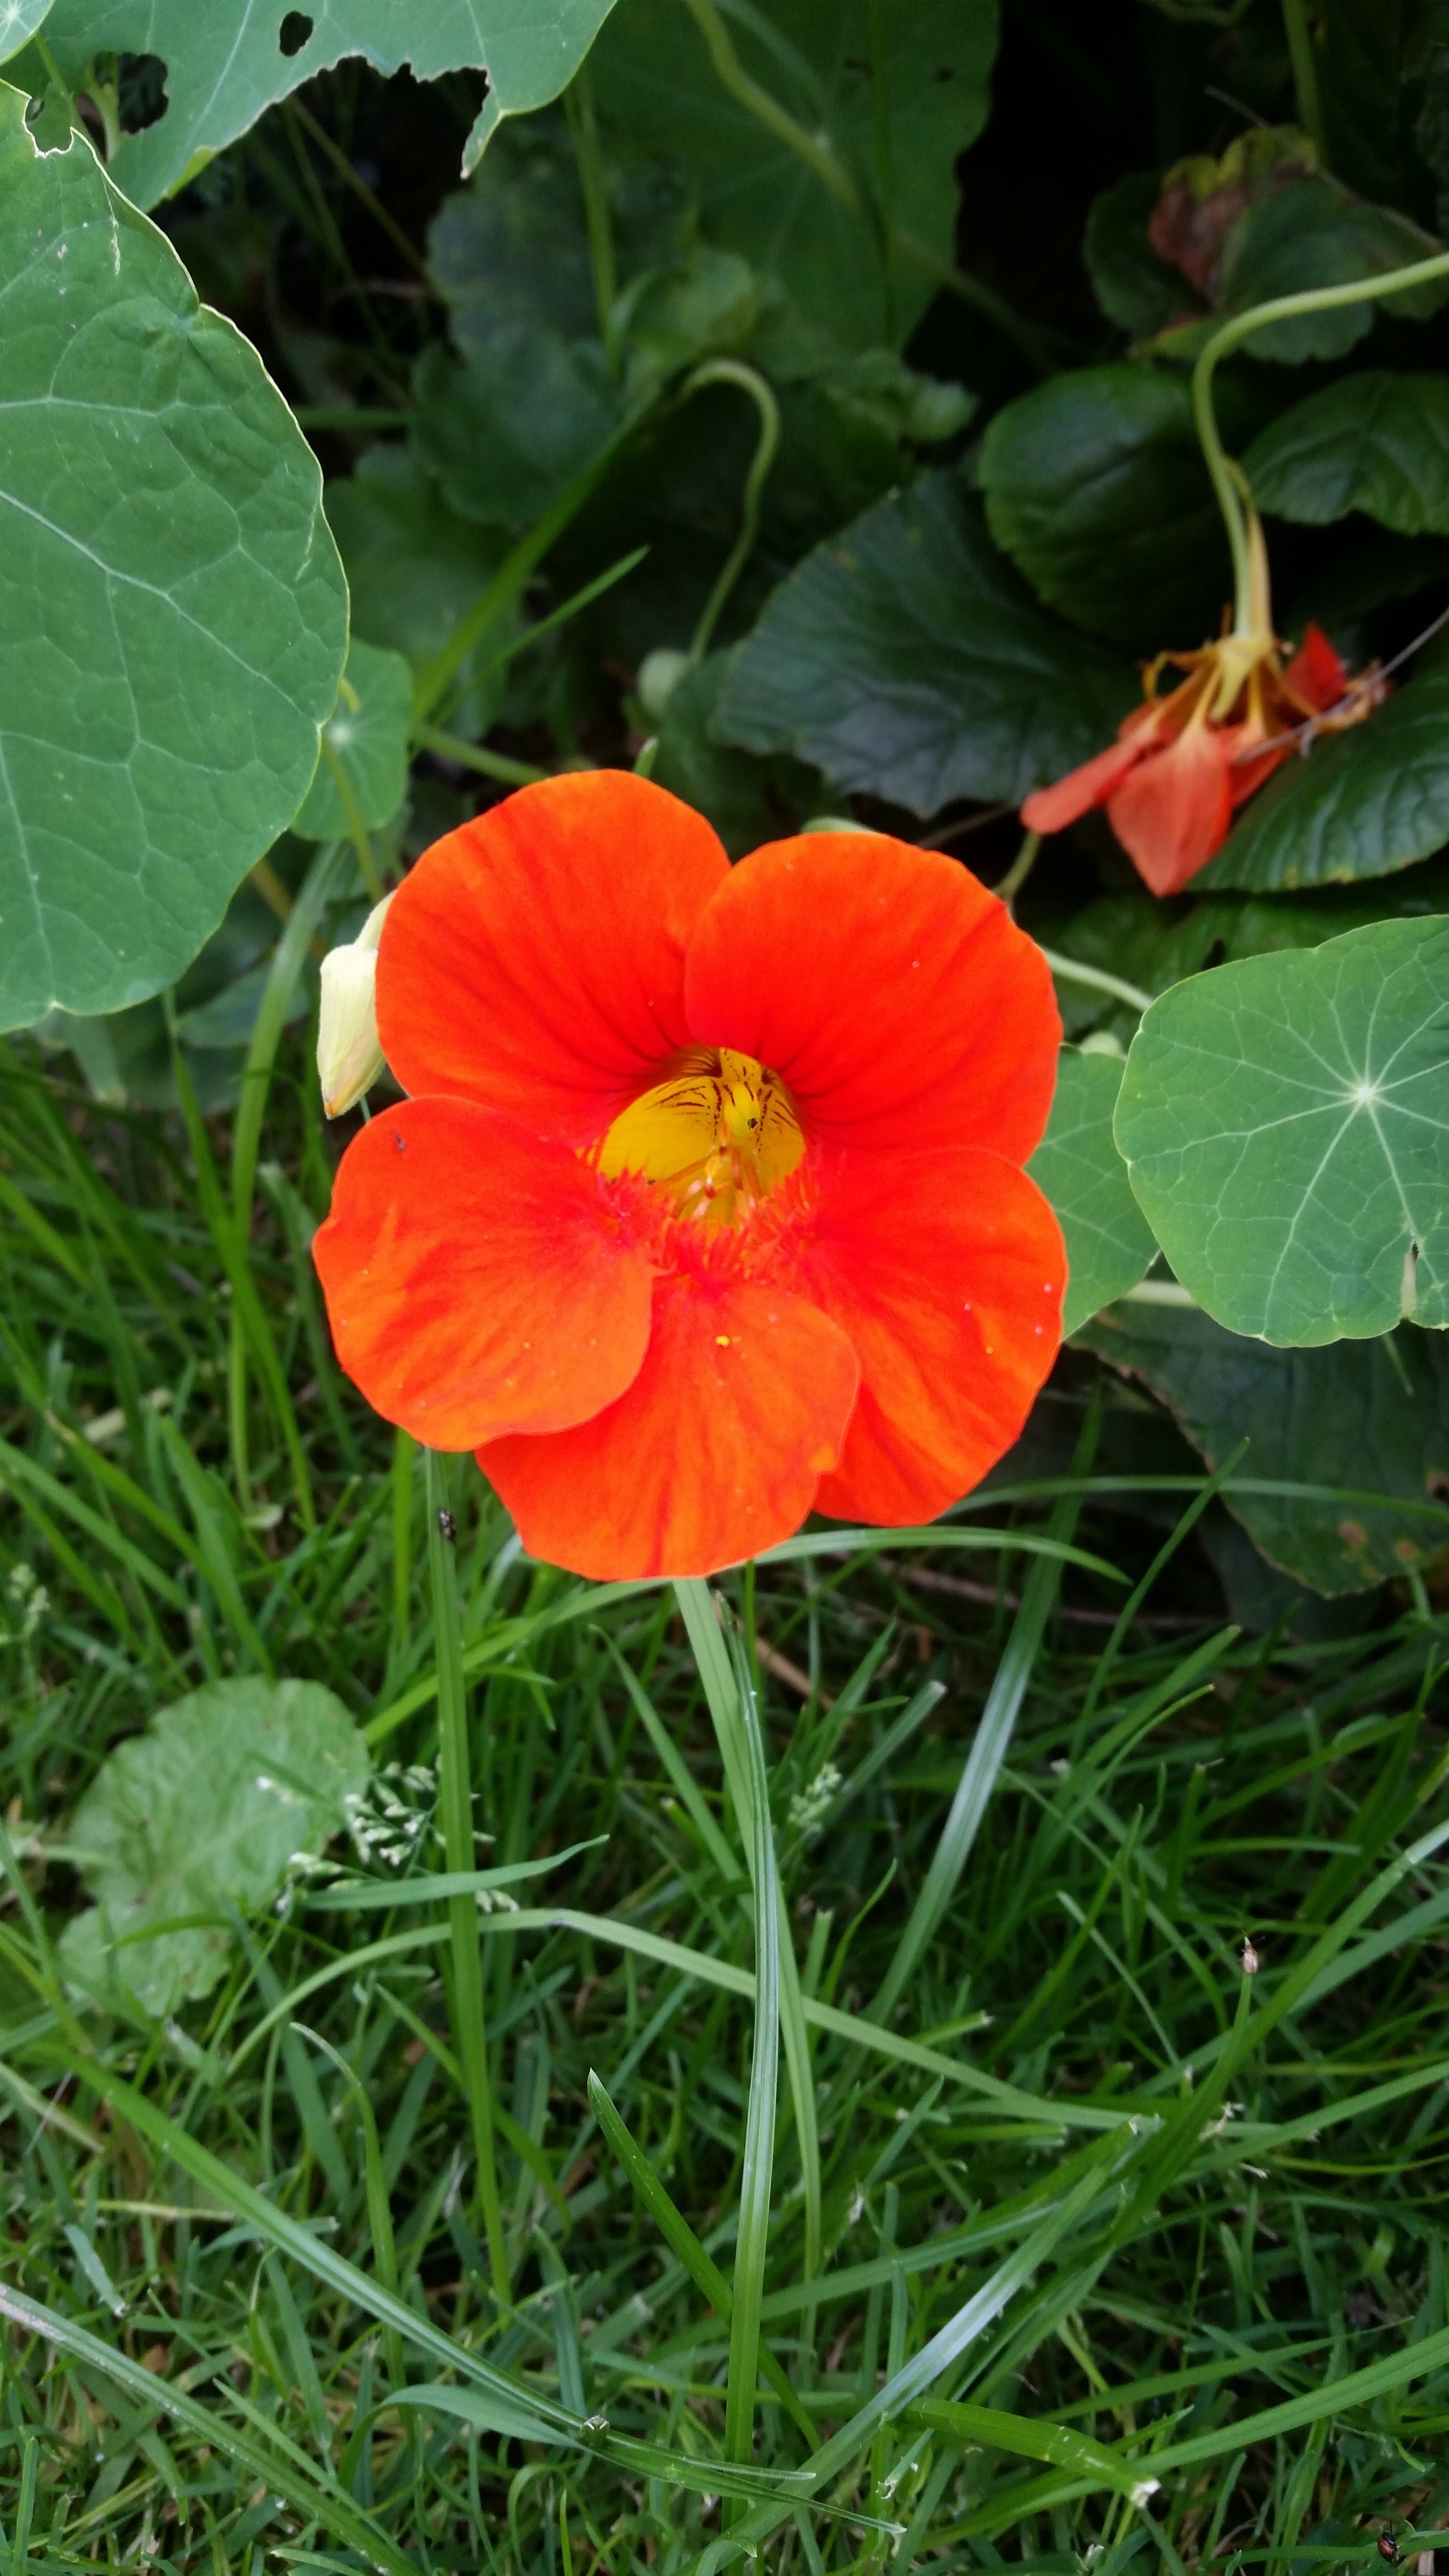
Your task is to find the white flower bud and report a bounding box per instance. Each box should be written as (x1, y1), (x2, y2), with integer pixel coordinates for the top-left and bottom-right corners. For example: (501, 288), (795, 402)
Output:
(317, 892), (393, 1119)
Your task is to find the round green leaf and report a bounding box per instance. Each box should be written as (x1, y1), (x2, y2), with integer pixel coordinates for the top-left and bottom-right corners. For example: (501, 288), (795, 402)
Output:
(1197, 652), (1449, 892)
(1219, 176), (1444, 362)
(1245, 371), (1449, 534)
(714, 473), (1135, 815)
(979, 365), (1235, 652)
(1114, 919), (1449, 1346)
(292, 639), (413, 840)
(1028, 1047), (1158, 1335)
(0, 0), (51, 61)
(59, 1677), (370, 2017)
(0, 93), (347, 1030)
(591, 0), (997, 354)
(38, 0), (624, 210)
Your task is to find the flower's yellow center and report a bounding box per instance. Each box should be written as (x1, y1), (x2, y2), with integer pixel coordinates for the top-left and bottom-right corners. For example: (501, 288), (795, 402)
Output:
(598, 1046), (805, 1225)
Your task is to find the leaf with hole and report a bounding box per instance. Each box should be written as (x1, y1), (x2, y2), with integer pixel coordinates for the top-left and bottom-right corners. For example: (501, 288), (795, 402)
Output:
(713, 472), (1135, 814)
(292, 638), (413, 840)
(60, 1678), (370, 2016)
(1245, 372), (1449, 534)
(36, 0), (627, 209)
(1028, 1049), (1158, 1336)
(590, 0), (998, 353)
(1114, 919), (1449, 1345)
(0, 92), (347, 1031)
(1077, 1301), (1449, 1592)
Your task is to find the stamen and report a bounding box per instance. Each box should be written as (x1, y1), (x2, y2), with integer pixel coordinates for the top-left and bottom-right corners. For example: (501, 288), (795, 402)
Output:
(598, 1046), (805, 1225)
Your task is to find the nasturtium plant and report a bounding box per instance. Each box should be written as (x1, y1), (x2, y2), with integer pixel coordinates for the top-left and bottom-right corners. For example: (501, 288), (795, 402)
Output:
(1245, 372), (1449, 534)
(60, 1678), (370, 2016)
(32, 0), (626, 205)
(1114, 919), (1449, 1346)
(0, 86), (347, 1031)
(1027, 1049), (1157, 1336)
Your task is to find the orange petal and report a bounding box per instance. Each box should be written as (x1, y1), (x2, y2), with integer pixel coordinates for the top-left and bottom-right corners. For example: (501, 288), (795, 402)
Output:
(1021, 733), (1146, 835)
(377, 773), (730, 1147)
(313, 1100), (653, 1448)
(683, 833), (1061, 1168)
(480, 1274), (858, 1579)
(799, 1146), (1065, 1527)
(1107, 724), (1234, 896)
(1282, 623), (1348, 713)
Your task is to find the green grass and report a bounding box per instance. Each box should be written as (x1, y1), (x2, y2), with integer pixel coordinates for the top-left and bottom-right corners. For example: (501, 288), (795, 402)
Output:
(3, 1011), (1449, 2576)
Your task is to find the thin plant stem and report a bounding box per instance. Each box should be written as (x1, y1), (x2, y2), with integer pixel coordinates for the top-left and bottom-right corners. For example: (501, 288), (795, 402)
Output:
(414, 725), (548, 789)
(390, 1426), (415, 1671)
(683, 361), (781, 663)
(1193, 243), (1449, 630)
(288, 97), (433, 284)
(994, 829), (1040, 907)
(681, 0), (858, 209)
(1280, 0), (1326, 163)
(427, 1449), (509, 2299)
(565, 64), (618, 361)
(318, 734), (385, 905)
(1039, 949), (1153, 1015)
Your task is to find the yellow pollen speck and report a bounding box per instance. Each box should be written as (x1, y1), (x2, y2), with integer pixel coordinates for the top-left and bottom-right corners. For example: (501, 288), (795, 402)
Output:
(597, 1046), (805, 1226)
(716, 1335), (731, 1347)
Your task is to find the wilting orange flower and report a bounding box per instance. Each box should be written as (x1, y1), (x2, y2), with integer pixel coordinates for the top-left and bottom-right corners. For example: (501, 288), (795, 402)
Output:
(1022, 515), (1384, 895)
(312, 773), (1066, 1580)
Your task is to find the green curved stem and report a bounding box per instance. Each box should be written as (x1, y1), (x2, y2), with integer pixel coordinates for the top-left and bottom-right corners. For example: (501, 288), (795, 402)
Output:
(681, 359), (781, 664)
(681, 0), (858, 210)
(1194, 244), (1449, 632)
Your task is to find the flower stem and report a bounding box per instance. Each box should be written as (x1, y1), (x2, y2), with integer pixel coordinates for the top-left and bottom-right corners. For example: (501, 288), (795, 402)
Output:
(1194, 244), (1449, 632)
(1280, 0), (1326, 162)
(682, 360), (781, 665)
(427, 1450), (509, 2300)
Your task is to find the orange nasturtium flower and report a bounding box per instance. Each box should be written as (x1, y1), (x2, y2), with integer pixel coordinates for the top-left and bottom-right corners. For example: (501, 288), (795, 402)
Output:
(1022, 512), (1384, 896)
(312, 773), (1066, 1581)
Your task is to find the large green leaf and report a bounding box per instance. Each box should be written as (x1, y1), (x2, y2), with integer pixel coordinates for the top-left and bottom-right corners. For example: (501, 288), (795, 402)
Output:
(36, 0), (624, 209)
(591, 0), (998, 352)
(60, 1678), (370, 2016)
(1114, 919), (1449, 1346)
(1245, 373), (1449, 533)
(1027, 1049), (1158, 1336)
(0, 95), (347, 1031)
(1197, 648), (1449, 892)
(979, 366), (1237, 652)
(712, 474), (1135, 814)
(1078, 1301), (1449, 1593)
(292, 639), (412, 840)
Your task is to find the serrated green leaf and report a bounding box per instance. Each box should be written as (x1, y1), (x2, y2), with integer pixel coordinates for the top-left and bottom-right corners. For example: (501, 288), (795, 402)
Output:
(60, 1678), (370, 2016)
(292, 639), (412, 840)
(591, 0), (997, 353)
(1219, 174), (1445, 362)
(0, 91), (347, 1030)
(1245, 371), (1449, 533)
(1198, 650), (1449, 892)
(979, 366), (1237, 652)
(0, 0), (51, 61)
(713, 473), (1135, 815)
(38, 0), (624, 210)
(1078, 1301), (1449, 1592)
(1114, 919), (1449, 1345)
(1028, 1049), (1157, 1336)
